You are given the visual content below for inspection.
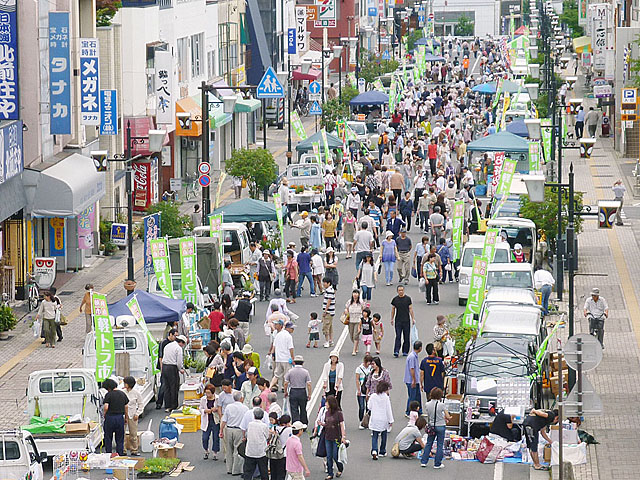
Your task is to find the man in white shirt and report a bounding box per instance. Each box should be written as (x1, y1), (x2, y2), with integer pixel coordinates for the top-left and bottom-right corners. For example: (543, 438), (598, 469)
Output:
(242, 409), (271, 480)
(354, 222), (375, 270)
(241, 397), (270, 431)
(534, 267), (555, 316)
(241, 367), (262, 407)
(159, 335), (186, 412)
(269, 320), (295, 391)
(278, 178), (293, 224)
(248, 243), (263, 294)
(220, 392), (249, 475)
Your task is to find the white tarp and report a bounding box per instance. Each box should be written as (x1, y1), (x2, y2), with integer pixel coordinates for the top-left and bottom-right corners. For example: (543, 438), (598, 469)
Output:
(24, 153), (106, 217)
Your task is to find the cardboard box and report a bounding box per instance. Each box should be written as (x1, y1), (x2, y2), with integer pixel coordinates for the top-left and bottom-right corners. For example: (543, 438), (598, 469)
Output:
(550, 355), (568, 372)
(550, 425), (579, 444)
(544, 444), (551, 463)
(113, 456), (145, 470)
(446, 412), (460, 427)
(158, 446), (176, 459)
(65, 422), (90, 434)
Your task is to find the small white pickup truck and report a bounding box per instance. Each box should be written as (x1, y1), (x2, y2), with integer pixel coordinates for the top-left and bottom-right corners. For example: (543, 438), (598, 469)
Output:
(0, 430), (47, 480)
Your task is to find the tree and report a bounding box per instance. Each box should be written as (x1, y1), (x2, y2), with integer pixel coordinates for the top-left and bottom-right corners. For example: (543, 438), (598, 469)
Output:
(406, 29), (425, 53)
(146, 201), (193, 238)
(519, 187), (584, 253)
(357, 50), (399, 84)
(455, 15), (474, 36)
(320, 98), (350, 131)
(225, 148), (278, 199)
(559, 0), (584, 38)
(96, 0), (121, 27)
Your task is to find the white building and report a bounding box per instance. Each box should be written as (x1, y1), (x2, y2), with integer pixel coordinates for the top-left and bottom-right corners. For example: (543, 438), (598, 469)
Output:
(431, 0), (500, 37)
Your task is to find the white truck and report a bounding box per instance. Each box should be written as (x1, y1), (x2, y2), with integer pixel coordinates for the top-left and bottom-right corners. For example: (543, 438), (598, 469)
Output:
(0, 430), (47, 480)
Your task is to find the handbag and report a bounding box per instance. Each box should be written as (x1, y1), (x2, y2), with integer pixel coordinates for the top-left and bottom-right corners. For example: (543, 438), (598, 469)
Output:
(361, 411), (370, 429)
(237, 438), (248, 458)
(425, 403), (438, 436)
(54, 309), (62, 325)
(418, 278), (426, 292)
(340, 312), (350, 325)
(391, 429), (414, 458)
(476, 436), (503, 464)
(315, 430), (327, 458)
(59, 314), (68, 326)
(411, 267), (417, 278)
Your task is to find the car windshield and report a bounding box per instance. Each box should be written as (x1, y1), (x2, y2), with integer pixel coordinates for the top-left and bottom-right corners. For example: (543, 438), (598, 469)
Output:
(461, 247), (510, 267)
(349, 123), (366, 135)
(499, 226), (533, 249)
(467, 355), (528, 379)
(487, 270), (532, 289)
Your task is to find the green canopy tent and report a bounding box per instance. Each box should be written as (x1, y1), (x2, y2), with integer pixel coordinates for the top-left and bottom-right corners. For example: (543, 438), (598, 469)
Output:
(467, 131), (530, 173)
(295, 130), (343, 153)
(210, 198), (277, 222)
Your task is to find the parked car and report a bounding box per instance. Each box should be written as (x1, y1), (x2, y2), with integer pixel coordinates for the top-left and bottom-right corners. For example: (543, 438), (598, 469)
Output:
(485, 262), (534, 291)
(458, 236), (512, 305)
(0, 430), (47, 480)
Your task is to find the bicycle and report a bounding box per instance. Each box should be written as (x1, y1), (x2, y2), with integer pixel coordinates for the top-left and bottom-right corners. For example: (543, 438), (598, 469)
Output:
(26, 272), (40, 312)
(183, 172), (199, 201)
(296, 100), (310, 117)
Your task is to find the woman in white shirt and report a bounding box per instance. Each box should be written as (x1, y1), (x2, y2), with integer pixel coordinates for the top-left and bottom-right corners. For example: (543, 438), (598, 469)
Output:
(35, 291), (60, 348)
(311, 249), (326, 295)
(367, 380), (393, 460)
(321, 351), (345, 408)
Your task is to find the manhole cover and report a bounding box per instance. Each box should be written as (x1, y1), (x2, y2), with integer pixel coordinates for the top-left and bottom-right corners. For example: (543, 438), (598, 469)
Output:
(56, 291), (74, 296)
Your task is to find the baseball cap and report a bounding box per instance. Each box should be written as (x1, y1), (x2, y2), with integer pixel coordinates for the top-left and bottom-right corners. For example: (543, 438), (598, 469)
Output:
(292, 421), (307, 430)
(175, 335), (188, 344)
(285, 321), (295, 329)
(247, 366), (258, 375)
(294, 355), (304, 363)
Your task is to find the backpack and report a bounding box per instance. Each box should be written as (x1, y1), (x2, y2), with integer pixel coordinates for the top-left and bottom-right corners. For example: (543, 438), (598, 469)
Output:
(266, 427), (286, 459)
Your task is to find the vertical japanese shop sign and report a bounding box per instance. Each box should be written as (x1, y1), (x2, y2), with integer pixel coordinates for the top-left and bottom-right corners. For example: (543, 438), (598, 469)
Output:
(80, 38), (100, 125)
(179, 237), (197, 304)
(99, 89), (118, 135)
(92, 292), (114, 382)
(143, 213), (161, 276)
(150, 238), (174, 298)
(295, 7), (308, 53)
(49, 12), (71, 134)
(126, 295), (160, 375)
(0, 4), (18, 120)
(77, 205), (95, 250)
(451, 200), (464, 261)
(155, 51), (173, 124)
(461, 256), (489, 328)
(529, 141), (541, 172)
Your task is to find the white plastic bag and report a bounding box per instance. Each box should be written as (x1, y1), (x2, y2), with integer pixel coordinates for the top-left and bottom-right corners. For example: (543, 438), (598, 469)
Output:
(338, 442), (348, 465)
(418, 278), (426, 292)
(443, 338), (455, 356)
(32, 320), (41, 337)
(410, 324), (420, 344)
(282, 398), (290, 416)
(266, 355), (273, 370)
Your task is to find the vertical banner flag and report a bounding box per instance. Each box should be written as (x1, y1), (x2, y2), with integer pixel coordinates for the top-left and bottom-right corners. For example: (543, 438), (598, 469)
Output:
(540, 118), (552, 163)
(496, 158), (517, 196)
(179, 237), (197, 304)
(295, 7), (308, 53)
(347, 72), (356, 88)
(143, 213), (161, 276)
(49, 12), (71, 134)
(482, 228), (500, 262)
(99, 90), (118, 135)
(273, 193), (286, 254)
(490, 152), (505, 196)
(321, 129), (331, 164)
(155, 50), (173, 124)
(561, 113), (568, 142)
(452, 200), (464, 261)
(312, 141), (322, 168)
(150, 238), (174, 298)
(91, 292), (114, 382)
(215, 171), (227, 208)
(77, 205), (95, 250)
(529, 141), (541, 171)
(209, 214), (224, 278)
(79, 38), (100, 125)
(291, 111), (308, 140)
(461, 256), (489, 328)
(126, 295), (160, 375)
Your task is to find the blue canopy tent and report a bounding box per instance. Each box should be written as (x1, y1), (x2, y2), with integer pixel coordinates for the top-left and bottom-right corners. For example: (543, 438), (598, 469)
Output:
(414, 37), (429, 46)
(424, 53), (445, 62)
(471, 80), (523, 95)
(506, 120), (529, 138)
(467, 131), (529, 153)
(108, 290), (187, 324)
(210, 198), (277, 222)
(349, 90), (389, 106)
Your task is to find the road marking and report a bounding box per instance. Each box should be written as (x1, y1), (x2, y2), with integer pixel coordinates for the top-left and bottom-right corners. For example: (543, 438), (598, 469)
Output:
(0, 258), (145, 380)
(493, 461), (504, 480)
(306, 324), (349, 418)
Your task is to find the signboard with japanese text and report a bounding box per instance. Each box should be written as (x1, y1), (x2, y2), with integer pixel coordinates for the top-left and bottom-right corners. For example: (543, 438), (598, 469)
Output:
(208, 213), (224, 278)
(126, 295), (160, 375)
(77, 205), (95, 250)
(150, 238), (174, 298)
(179, 237), (197, 304)
(0, 3), (18, 120)
(111, 223), (127, 247)
(288, 28), (296, 54)
(314, 0), (336, 26)
(91, 292), (114, 382)
(0, 120), (23, 187)
(48, 218), (65, 257)
(482, 228), (499, 263)
(99, 90), (118, 135)
(291, 111), (307, 140)
(461, 256), (489, 328)
(295, 7), (308, 53)
(529, 141), (541, 171)
(79, 38), (100, 125)
(490, 152), (505, 196)
(452, 200), (464, 261)
(49, 12), (71, 134)
(155, 50), (173, 124)
(496, 157), (517, 196)
(143, 213), (161, 276)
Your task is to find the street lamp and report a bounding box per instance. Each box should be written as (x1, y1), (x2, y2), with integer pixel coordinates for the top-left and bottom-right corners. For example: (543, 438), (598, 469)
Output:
(525, 83), (540, 101)
(529, 63), (540, 79)
(524, 118), (542, 140)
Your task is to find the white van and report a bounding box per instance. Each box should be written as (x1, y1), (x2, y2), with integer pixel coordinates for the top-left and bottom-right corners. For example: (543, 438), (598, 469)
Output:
(486, 263), (534, 291)
(194, 222), (253, 265)
(458, 237), (512, 305)
(479, 303), (545, 345)
(148, 272), (210, 311)
(0, 430), (47, 480)
(487, 217), (537, 267)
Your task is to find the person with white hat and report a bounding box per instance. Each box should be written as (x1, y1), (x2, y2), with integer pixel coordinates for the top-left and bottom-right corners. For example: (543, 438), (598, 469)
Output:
(159, 334), (187, 412)
(285, 421), (310, 480)
(584, 287), (608, 348)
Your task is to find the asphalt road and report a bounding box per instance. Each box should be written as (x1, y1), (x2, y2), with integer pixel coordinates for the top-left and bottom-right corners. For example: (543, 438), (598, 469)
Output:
(44, 224), (532, 480)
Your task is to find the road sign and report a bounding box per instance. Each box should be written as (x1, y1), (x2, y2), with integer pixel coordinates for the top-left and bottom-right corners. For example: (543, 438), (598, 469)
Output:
(358, 77), (366, 94)
(198, 162), (211, 175)
(199, 174), (211, 187)
(309, 101), (322, 115)
(382, 50), (390, 60)
(564, 376), (603, 416)
(621, 113), (637, 121)
(368, 6), (377, 16)
(309, 81), (321, 95)
(564, 334), (603, 372)
(256, 66), (285, 99)
(622, 87), (637, 110)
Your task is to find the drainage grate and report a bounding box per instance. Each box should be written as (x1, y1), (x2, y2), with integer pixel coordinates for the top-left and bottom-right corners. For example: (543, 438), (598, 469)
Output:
(56, 291), (75, 296)
(592, 164), (611, 167)
(592, 174), (613, 177)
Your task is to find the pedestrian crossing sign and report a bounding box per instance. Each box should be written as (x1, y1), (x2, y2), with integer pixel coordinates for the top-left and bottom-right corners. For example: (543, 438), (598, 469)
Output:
(382, 50), (390, 60)
(256, 66), (285, 99)
(309, 101), (322, 115)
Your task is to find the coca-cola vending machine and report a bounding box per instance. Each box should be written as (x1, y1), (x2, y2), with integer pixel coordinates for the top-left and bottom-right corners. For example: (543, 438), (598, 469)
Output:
(132, 157), (158, 211)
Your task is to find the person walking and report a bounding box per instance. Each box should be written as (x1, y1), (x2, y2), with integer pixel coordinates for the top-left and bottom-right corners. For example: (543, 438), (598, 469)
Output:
(258, 251), (276, 301)
(420, 387), (451, 469)
(353, 221), (374, 270)
(356, 254), (376, 304)
(404, 341), (423, 416)
(243, 408), (271, 480)
(343, 290), (365, 355)
(355, 354), (373, 429)
(380, 231), (398, 286)
(79, 283), (93, 333)
(423, 253), (440, 304)
(429, 206), (445, 246)
(322, 213), (339, 249)
(324, 248), (339, 288)
(123, 376), (144, 456)
(284, 355), (312, 425)
(390, 285), (415, 357)
(534, 267), (555, 315)
(413, 236), (430, 282)
(574, 106), (585, 139)
(342, 210), (357, 258)
(320, 395), (346, 480)
(285, 421), (311, 480)
(102, 379), (129, 456)
(35, 291), (60, 348)
(269, 320), (295, 391)
(367, 381), (393, 460)
(395, 228), (412, 285)
(296, 246), (316, 298)
(365, 357), (392, 398)
(322, 278), (336, 348)
(311, 249), (325, 296)
(417, 191), (430, 232)
(160, 335), (187, 412)
(585, 106), (599, 138)
(386, 210), (405, 239)
(420, 343), (445, 400)
(321, 351), (345, 408)
(436, 238), (453, 283)
(200, 384), (220, 460)
(284, 250), (299, 303)
(294, 211), (312, 248)
(613, 179), (626, 226)
(399, 192), (414, 231)
(220, 391), (249, 475)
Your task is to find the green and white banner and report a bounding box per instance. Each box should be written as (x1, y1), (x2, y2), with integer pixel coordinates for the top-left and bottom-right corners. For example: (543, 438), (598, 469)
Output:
(461, 256), (490, 328)
(291, 111), (308, 140)
(482, 228), (500, 262)
(126, 295), (159, 375)
(321, 129), (331, 164)
(540, 118), (552, 163)
(179, 236), (197, 305)
(150, 238), (173, 298)
(209, 214), (224, 278)
(529, 141), (542, 171)
(91, 292), (114, 382)
(347, 72), (356, 88)
(373, 79), (384, 92)
(389, 80), (397, 111)
(452, 200), (464, 261)
(561, 113), (568, 141)
(496, 157), (517, 196)
(273, 193), (285, 254)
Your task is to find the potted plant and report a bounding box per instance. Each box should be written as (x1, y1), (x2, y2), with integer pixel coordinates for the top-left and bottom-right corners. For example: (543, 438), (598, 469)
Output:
(0, 304), (18, 340)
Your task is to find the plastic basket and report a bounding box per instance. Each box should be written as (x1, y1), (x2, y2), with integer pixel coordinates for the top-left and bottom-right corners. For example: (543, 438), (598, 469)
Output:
(169, 412), (200, 433)
(192, 329), (211, 345)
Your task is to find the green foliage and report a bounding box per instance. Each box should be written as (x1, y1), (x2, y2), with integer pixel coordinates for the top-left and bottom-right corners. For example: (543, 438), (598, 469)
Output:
(357, 50), (399, 84)
(519, 187), (584, 252)
(0, 305), (17, 332)
(455, 15), (474, 36)
(524, 75), (541, 86)
(340, 86), (360, 105)
(96, 0), (121, 27)
(104, 240), (118, 256)
(559, 0), (584, 38)
(320, 98), (350, 131)
(449, 314), (476, 354)
(628, 35), (640, 87)
(225, 148), (278, 199)
(535, 93), (549, 118)
(406, 29), (424, 53)
(99, 217), (112, 243)
(184, 355), (206, 372)
(137, 458), (180, 474)
(146, 201), (193, 238)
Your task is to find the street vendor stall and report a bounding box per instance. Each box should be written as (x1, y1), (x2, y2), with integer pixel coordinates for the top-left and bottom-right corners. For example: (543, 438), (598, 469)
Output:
(108, 290), (187, 324)
(349, 91), (389, 128)
(467, 131), (530, 174)
(210, 198), (277, 222)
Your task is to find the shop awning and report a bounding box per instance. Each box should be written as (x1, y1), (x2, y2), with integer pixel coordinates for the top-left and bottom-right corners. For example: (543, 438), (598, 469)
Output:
(211, 112), (233, 129)
(573, 36), (591, 53)
(292, 67), (321, 81)
(176, 96), (203, 137)
(234, 98), (262, 113)
(24, 153), (106, 218)
(123, 116), (169, 155)
(0, 174), (27, 223)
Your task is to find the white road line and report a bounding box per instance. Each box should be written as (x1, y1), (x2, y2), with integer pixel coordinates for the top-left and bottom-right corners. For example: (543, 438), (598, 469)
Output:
(493, 461), (504, 480)
(306, 324), (350, 418)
